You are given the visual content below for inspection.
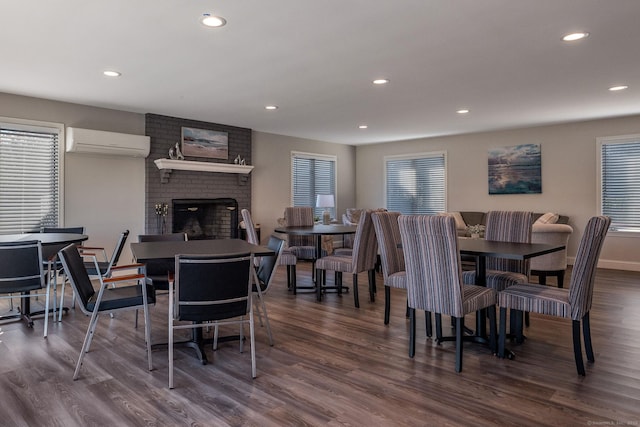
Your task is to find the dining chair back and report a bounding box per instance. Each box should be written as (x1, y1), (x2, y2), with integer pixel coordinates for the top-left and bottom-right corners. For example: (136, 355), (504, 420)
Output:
(462, 211), (532, 291)
(58, 243), (154, 380)
(0, 240), (50, 336)
(170, 252), (255, 388)
(252, 235), (285, 345)
(399, 214), (497, 372)
(138, 233), (187, 291)
(83, 229), (130, 278)
(315, 210), (378, 307)
(43, 226), (85, 320)
(497, 216), (610, 375)
(371, 211), (407, 324)
(284, 206), (316, 258)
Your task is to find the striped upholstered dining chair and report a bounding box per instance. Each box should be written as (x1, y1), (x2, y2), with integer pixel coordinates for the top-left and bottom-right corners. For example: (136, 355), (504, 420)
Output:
(497, 216), (610, 376)
(371, 211), (433, 331)
(242, 209), (297, 289)
(398, 214), (497, 373)
(462, 211), (533, 291)
(315, 210), (378, 308)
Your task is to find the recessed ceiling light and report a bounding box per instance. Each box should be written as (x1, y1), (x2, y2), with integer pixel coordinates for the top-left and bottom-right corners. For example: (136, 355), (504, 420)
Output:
(201, 13), (227, 27)
(372, 79), (389, 85)
(265, 105), (278, 110)
(358, 125), (368, 129)
(457, 109), (470, 114)
(608, 85), (629, 92)
(562, 32), (589, 41)
(103, 70), (121, 77)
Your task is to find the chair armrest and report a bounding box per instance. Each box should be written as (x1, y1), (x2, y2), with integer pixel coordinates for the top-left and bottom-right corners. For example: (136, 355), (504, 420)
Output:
(103, 273), (146, 285)
(110, 263), (145, 271)
(78, 246), (108, 261)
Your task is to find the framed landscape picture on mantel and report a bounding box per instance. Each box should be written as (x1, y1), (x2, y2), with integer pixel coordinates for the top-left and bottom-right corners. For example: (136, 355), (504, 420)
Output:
(181, 127), (229, 160)
(488, 144), (541, 194)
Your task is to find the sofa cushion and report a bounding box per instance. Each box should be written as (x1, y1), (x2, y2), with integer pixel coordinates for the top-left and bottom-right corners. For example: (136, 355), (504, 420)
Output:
(535, 212), (559, 225)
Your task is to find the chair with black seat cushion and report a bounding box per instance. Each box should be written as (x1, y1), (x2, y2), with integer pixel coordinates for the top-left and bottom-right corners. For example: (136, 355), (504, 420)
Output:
(398, 215), (497, 373)
(42, 226), (85, 321)
(498, 216), (610, 376)
(0, 240), (51, 337)
(315, 210), (378, 308)
(250, 235), (284, 346)
(58, 243), (154, 380)
(170, 252), (255, 388)
(138, 233), (187, 292)
(462, 211), (533, 291)
(81, 229), (130, 279)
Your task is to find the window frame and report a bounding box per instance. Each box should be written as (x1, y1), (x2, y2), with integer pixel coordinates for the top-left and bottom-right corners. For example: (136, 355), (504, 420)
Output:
(290, 151), (337, 220)
(596, 133), (640, 237)
(383, 151), (447, 214)
(0, 116), (65, 232)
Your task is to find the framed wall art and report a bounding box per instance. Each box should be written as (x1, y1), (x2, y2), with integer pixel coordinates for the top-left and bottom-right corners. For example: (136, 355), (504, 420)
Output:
(181, 127), (229, 160)
(488, 143), (541, 194)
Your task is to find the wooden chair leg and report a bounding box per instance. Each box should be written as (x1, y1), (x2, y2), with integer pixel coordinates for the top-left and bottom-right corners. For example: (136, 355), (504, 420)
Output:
(582, 313), (595, 363)
(455, 317), (464, 372)
(487, 305), (497, 354)
(352, 274), (359, 308)
(573, 319), (586, 376)
(435, 313), (443, 343)
(384, 286), (391, 325)
(368, 269), (376, 302)
(408, 308), (416, 358)
(498, 307), (507, 358)
(557, 271), (565, 289)
(425, 311), (432, 337)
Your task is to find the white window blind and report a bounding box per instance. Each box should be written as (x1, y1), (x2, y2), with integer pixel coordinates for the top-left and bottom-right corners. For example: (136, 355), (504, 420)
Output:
(599, 135), (640, 232)
(0, 121), (61, 233)
(385, 152), (446, 214)
(291, 152), (336, 219)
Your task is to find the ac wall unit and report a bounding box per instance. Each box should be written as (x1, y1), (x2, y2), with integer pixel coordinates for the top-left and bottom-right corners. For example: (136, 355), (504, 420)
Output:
(66, 127), (150, 158)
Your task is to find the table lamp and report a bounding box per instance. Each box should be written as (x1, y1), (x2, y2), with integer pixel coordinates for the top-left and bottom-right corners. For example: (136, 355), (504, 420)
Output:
(316, 194), (334, 225)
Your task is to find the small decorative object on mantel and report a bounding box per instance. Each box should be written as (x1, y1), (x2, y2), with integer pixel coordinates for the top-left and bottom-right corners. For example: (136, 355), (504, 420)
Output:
(234, 154), (246, 165)
(466, 224), (485, 239)
(169, 142), (184, 160)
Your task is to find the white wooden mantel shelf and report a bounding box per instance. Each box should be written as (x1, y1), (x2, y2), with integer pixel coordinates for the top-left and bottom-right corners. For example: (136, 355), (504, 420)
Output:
(154, 158), (254, 183)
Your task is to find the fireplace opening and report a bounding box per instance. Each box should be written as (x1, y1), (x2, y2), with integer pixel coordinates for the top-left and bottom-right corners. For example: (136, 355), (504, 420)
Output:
(172, 198), (239, 240)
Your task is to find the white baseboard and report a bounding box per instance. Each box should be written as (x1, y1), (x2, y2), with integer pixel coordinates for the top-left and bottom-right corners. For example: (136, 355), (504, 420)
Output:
(567, 257), (640, 272)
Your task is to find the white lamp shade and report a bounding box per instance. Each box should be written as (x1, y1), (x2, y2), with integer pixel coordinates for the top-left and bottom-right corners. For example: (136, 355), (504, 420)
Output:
(316, 194), (335, 208)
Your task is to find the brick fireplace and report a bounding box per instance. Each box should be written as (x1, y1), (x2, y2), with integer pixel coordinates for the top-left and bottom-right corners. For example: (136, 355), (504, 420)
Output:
(144, 114), (251, 237)
(172, 198), (239, 240)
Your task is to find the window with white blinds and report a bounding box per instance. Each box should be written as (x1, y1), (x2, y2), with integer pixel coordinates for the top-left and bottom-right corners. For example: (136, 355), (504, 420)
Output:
(598, 134), (640, 233)
(385, 152), (446, 214)
(291, 152), (336, 219)
(0, 119), (62, 233)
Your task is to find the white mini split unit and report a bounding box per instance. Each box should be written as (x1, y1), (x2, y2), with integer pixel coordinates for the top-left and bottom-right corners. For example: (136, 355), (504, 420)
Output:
(66, 127), (150, 158)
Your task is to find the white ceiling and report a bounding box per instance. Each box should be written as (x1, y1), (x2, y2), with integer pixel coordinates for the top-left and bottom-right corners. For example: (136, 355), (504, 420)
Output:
(2, 0), (639, 145)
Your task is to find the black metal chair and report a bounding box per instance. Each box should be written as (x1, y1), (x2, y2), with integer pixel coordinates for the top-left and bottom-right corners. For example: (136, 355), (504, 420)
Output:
(0, 240), (50, 337)
(169, 252), (255, 389)
(58, 243), (154, 380)
(251, 235), (284, 346)
(42, 226), (85, 321)
(138, 233), (187, 292)
(81, 229), (130, 279)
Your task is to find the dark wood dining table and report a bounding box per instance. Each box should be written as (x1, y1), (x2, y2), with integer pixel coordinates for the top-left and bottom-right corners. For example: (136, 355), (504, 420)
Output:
(0, 232), (88, 323)
(274, 224), (358, 301)
(130, 238), (274, 364)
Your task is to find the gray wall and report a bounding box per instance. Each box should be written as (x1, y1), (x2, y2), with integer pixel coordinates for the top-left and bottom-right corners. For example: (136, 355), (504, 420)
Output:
(252, 131), (357, 243)
(356, 114), (640, 270)
(0, 92), (146, 262)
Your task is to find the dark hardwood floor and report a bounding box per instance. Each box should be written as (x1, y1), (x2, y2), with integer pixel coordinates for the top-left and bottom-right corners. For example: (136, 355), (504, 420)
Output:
(0, 263), (639, 426)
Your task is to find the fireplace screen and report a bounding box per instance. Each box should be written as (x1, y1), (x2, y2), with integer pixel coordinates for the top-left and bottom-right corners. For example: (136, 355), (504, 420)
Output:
(172, 198), (238, 240)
